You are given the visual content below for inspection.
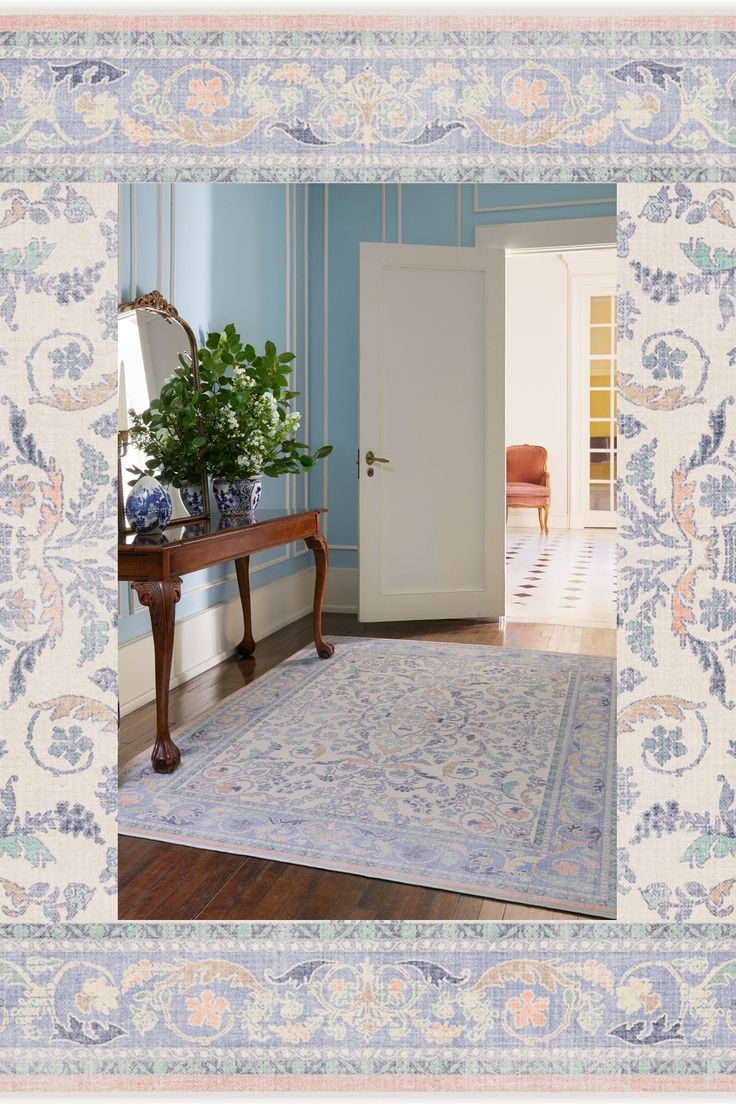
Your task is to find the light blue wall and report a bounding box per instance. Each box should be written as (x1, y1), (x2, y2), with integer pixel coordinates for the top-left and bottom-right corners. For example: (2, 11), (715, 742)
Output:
(120, 183), (615, 645)
(119, 184), (311, 644)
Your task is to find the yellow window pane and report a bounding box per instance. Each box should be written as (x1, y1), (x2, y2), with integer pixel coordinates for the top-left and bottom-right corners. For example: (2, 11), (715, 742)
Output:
(590, 390), (611, 418)
(591, 360), (611, 387)
(590, 420), (612, 439)
(590, 296), (612, 324)
(590, 327), (612, 355)
(590, 454), (612, 480)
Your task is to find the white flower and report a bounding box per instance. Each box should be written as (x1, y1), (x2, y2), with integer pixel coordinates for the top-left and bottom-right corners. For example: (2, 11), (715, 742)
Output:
(75, 976), (119, 1016)
(617, 90), (659, 130)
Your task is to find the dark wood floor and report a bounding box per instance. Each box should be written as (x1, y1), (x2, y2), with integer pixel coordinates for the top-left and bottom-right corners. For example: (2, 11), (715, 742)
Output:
(119, 613), (615, 921)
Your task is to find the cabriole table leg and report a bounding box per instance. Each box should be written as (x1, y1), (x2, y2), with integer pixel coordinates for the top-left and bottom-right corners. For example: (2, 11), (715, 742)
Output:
(305, 534), (335, 659)
(132, 577), (182, 773)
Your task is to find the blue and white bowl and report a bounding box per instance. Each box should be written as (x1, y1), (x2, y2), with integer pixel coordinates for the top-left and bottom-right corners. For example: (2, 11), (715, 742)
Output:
(212, 475), (263, 518)
(125, 475), (173, 533)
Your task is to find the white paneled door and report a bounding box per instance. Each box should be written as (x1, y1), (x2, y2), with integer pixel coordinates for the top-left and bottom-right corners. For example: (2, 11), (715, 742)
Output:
(358, 243), (505, 622)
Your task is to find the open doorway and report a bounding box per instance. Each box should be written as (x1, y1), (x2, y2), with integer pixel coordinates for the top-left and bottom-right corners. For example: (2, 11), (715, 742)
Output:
(477, 216), (617, 631)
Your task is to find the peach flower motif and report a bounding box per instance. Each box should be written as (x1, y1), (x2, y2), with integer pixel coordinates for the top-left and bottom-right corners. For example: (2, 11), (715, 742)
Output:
(389, 979), (406, 992)
(186, 77), (229, 117)
(121, 116), (153, 147)
(423, 63), (463, 84)
(582, 959), (614, 993)
(329, 111), (347, 128)
(582, 114), (614, 147)
(554, 860), (580, 877)
(506, 77), (549, 117)
(273, 1022), (312, 1043)
(390, 113), (406, 128)
(507, 989), (549, 1029)
(186, 989), (230, 1030)
(121, 958), (154, 993)
(425, 1022), (463, 1043)
(329, 978), (346, 991)
(273, 63), (311, 84)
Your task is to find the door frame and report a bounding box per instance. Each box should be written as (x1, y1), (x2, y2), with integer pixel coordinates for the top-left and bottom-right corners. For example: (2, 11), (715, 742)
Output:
(475, 219), (617, 533)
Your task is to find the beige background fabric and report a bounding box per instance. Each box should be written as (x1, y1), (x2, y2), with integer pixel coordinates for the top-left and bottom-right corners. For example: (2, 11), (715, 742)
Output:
(618, 183), (736, 921)
(0, 184), (117, 920)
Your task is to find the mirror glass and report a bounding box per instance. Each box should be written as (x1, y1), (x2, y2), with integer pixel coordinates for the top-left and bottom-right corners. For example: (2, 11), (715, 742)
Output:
(117, 294), (209, 532)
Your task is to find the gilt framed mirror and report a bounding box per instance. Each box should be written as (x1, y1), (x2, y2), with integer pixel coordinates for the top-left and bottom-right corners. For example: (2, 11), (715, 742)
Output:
(117, 290), (210, 533)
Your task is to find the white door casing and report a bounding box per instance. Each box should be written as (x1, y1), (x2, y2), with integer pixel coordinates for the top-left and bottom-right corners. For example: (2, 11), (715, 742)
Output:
(359, 242), (505, 622)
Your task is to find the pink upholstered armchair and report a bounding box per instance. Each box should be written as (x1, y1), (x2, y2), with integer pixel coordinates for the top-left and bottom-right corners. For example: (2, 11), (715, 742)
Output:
(506, 444), (551, 534)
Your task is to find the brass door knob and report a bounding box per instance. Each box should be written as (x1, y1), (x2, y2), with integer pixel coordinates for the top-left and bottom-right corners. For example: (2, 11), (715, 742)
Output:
(365, 450), (389, 465)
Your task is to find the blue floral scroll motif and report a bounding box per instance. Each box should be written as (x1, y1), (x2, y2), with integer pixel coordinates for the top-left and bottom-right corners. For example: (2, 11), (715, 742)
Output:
(1, 922), (736, 1087)
(2, 32), (736, 179)
(618, 184), (736, 923)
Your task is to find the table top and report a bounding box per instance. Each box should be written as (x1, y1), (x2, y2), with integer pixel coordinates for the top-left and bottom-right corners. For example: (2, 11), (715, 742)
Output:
(119, 506), (325, 551)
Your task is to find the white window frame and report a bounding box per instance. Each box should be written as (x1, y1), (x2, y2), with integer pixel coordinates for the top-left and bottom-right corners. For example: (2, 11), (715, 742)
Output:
(562, 248), (618, 529)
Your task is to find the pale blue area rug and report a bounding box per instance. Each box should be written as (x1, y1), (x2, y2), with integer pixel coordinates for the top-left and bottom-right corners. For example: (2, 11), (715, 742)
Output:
(119, 637), (616, 916)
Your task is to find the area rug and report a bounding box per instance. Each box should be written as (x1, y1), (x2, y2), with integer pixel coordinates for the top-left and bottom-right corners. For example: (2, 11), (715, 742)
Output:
(119, 637), (616, 916)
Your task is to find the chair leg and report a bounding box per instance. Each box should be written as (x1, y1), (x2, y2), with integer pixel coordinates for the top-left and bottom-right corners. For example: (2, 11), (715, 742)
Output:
(537, 507), (545, 534)
(543, 505), (549, 535)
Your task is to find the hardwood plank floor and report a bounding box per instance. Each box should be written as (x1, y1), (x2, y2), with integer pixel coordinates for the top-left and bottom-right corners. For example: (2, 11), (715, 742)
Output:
(119, 612), (615, 922)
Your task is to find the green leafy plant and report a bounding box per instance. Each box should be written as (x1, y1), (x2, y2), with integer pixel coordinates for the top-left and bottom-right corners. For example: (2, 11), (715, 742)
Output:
(126, 352), (204, 486)
(127, 325), (332, 485)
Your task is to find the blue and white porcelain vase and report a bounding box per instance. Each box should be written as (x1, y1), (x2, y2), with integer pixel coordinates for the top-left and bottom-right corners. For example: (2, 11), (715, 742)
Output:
(212, 475), (263, 519)
(125, 475), (173, 534)
(178, 480), (205, 516)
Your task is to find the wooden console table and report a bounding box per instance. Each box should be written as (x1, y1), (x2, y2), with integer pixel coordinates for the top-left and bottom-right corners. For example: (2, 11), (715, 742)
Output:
(118, 508), (334, 774)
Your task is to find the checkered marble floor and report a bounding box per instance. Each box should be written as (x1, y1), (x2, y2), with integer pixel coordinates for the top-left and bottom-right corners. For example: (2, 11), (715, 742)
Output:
(505, 527), (616, 629)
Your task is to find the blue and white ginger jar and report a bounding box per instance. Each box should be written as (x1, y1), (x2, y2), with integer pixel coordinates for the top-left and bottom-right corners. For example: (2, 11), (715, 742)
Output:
(125, 475), (173, 533)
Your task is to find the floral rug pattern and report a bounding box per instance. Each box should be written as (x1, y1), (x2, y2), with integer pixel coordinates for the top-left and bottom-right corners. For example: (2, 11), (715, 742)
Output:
(618, 183), (736, 922)
(120, 638), (616, 916)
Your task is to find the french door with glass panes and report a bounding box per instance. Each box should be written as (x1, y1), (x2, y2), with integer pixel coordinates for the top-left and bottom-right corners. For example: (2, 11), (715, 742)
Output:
(585, 291), (617, 527)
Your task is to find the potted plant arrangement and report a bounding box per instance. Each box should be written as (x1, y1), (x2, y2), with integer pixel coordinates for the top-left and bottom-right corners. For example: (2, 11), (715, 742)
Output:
(128, 325), (331, 523)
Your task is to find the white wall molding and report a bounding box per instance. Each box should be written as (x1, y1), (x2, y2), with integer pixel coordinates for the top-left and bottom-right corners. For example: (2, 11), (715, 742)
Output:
(475, 216), (616, 252)
(120, 565), (359, 714)
(473, 185), (615, 215)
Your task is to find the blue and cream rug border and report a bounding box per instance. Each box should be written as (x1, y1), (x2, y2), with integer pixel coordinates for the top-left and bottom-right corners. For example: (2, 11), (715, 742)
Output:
(119, 637), (616, 917)
(1, 921), (735, 1090)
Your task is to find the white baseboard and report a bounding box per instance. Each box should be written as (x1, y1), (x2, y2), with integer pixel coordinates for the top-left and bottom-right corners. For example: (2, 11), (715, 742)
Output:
(119, 565), (360, 715)
(325, 565), (359, 613)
